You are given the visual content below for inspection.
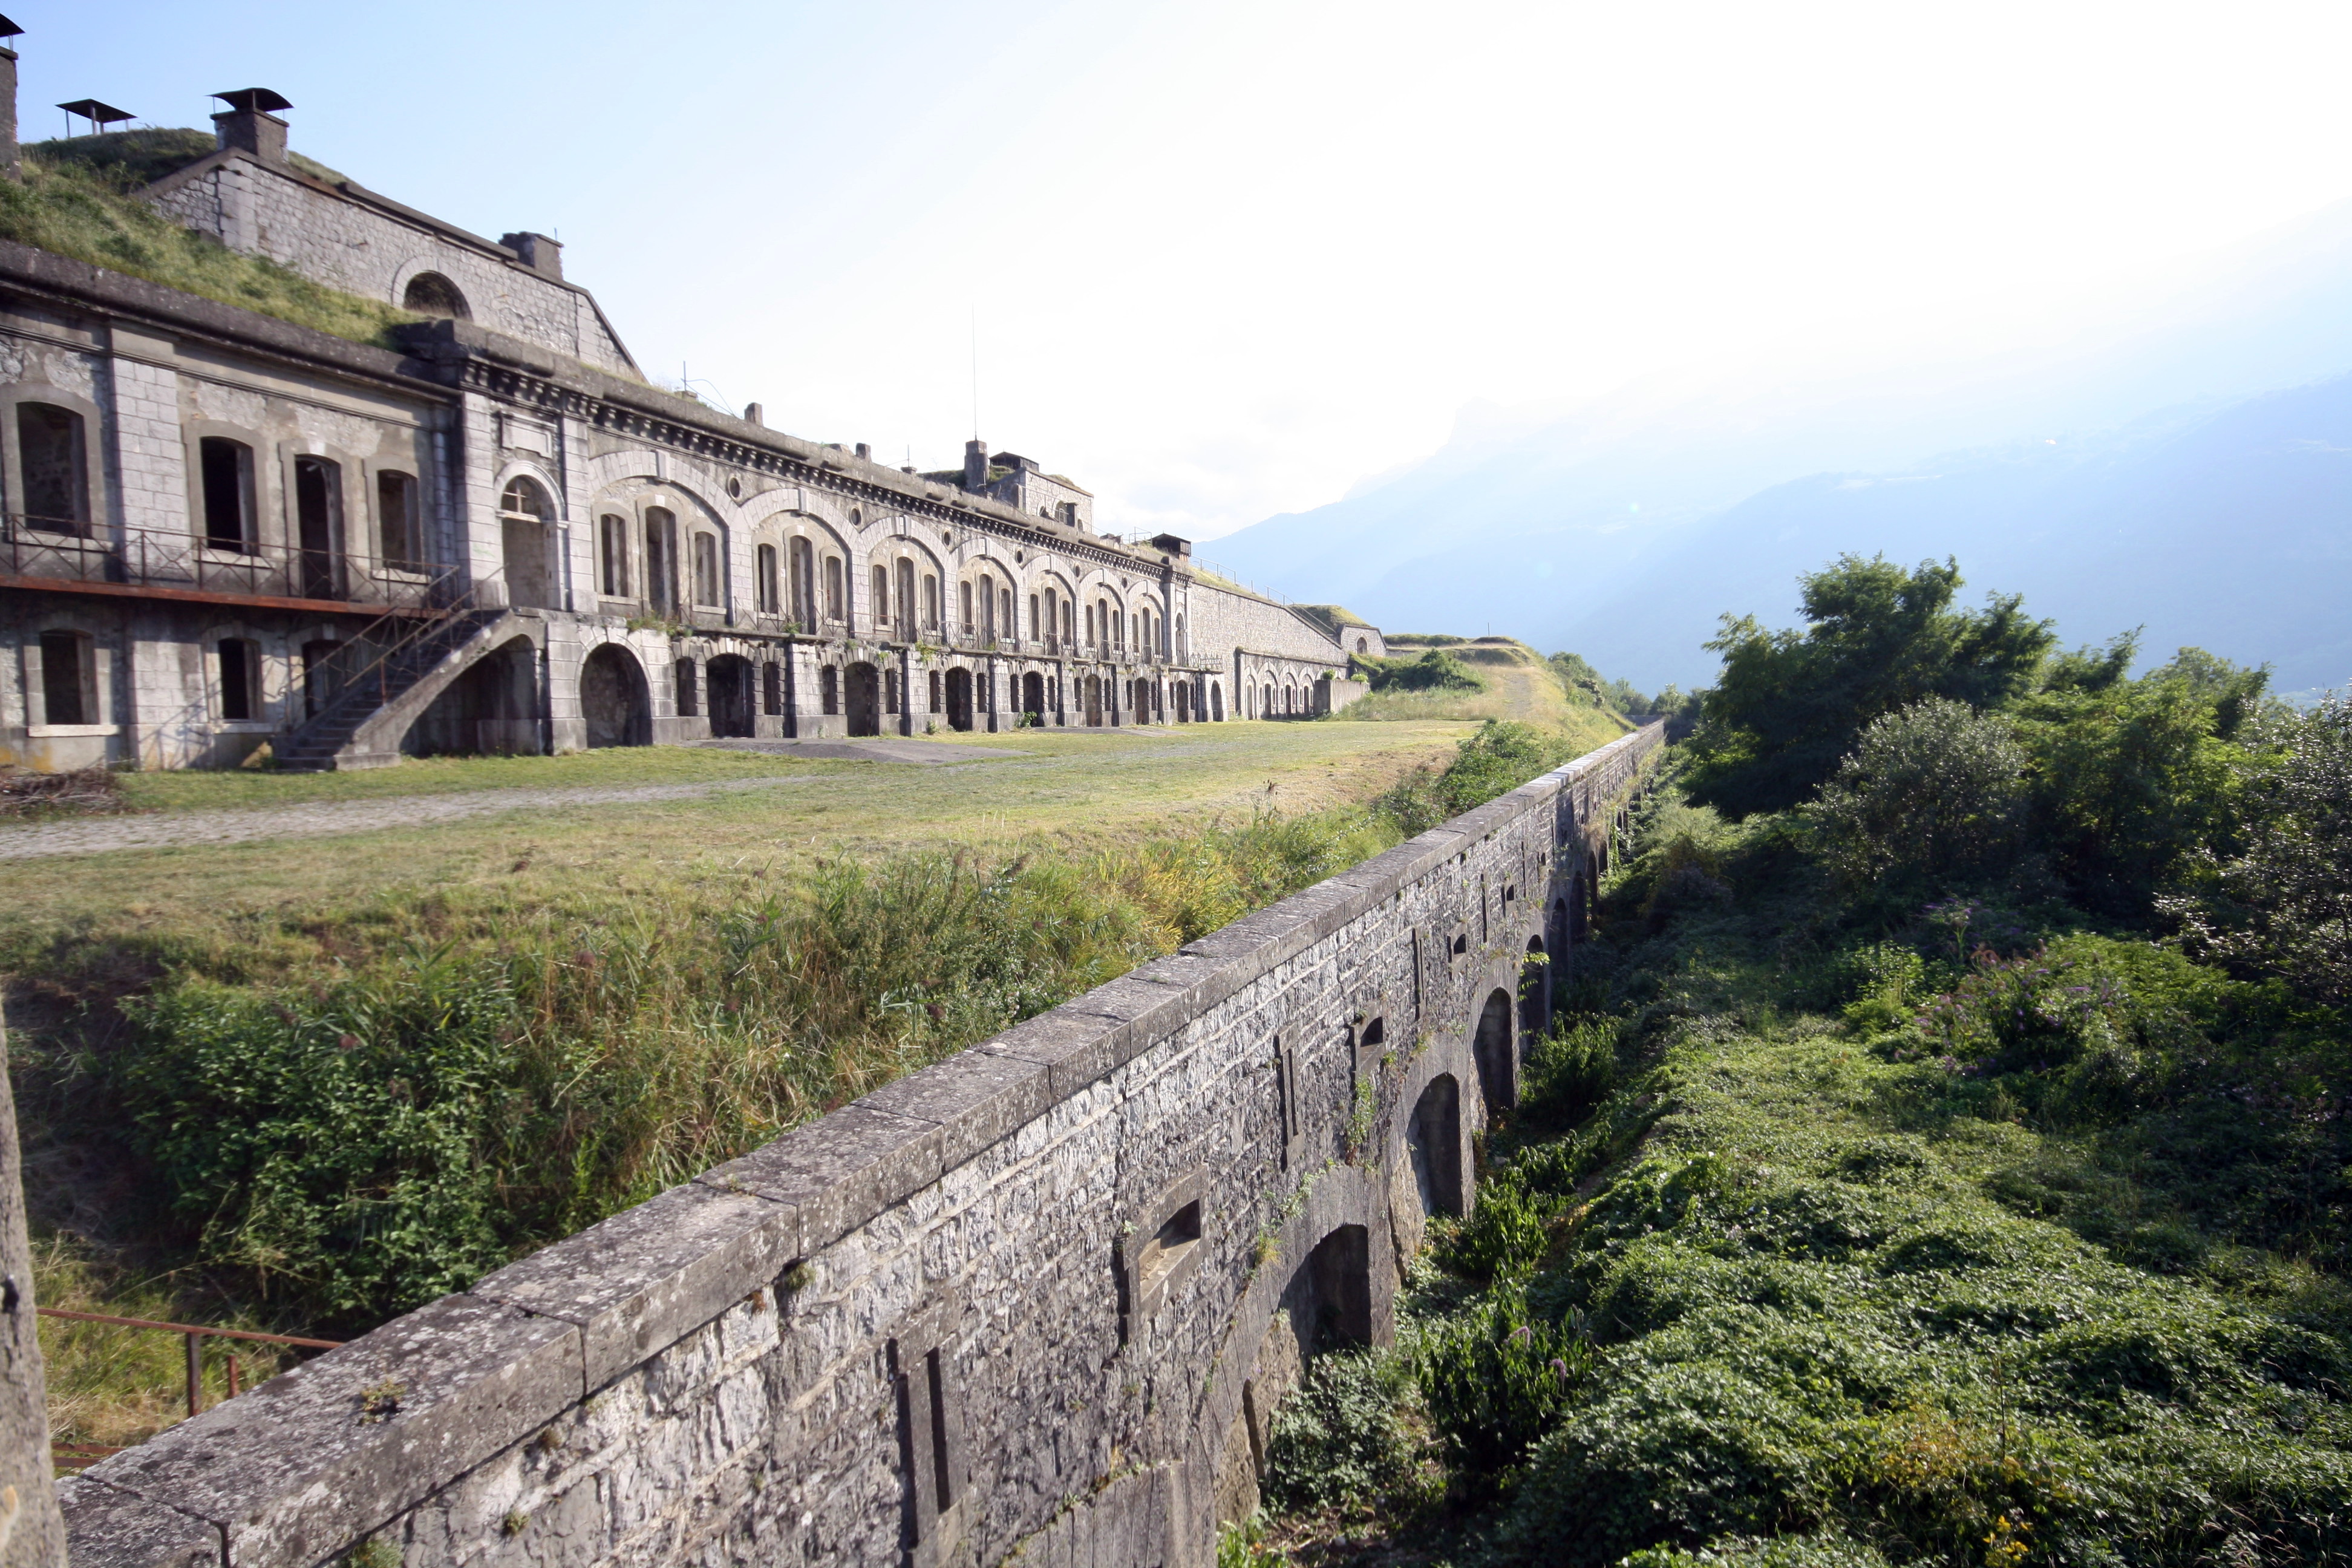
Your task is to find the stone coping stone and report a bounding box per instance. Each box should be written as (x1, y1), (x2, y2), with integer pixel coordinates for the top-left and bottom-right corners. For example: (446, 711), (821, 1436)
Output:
(697, 1103), (945, 1244)
(471, 1180), (802, 1396)
(56, 1477), (220, 1568)
(79, 1295), (580, 1568)
(859, 1047), (1059, 1175)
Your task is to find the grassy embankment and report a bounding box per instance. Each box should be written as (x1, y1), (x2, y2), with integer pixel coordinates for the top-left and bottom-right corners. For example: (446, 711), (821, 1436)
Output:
(1234, 566), (2352, 1566)
(12, 720), (1529, 1455)
(1347, 635), (1638, 743)
(0, 131), (416, 347)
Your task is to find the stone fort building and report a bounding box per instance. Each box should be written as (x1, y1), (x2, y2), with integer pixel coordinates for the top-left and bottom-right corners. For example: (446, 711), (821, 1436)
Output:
(0, 73), (1381, 773)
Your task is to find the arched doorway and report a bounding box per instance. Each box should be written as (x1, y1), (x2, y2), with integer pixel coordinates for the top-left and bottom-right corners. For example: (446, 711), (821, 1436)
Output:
(580, 644), (650, 748)
(944, 667), (974, 732)
(845, 662), (881, 737)
(1474, 987), (1515, 1115)
(1174, 684), (1191, 723)
(1211, 682), (1224, 721)
(1408, 1075), (1464, 1220)
(1285, 1225), (1373, 1356)
(1550, 896), (1570, 959)
(1021, 671), (1045, 723)
(403, 636), (538, 756)
(498, 477), (554, 610)
(1085, 675), (1103, 727)
(705, 654), (756, 738)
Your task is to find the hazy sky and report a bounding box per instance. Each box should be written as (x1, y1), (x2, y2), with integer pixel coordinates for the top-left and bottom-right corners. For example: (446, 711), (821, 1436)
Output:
(29, 1), (2352, 541)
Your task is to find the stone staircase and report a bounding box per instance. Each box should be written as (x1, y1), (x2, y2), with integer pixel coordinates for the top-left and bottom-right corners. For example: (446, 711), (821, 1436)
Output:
(274, 610), (518, 771)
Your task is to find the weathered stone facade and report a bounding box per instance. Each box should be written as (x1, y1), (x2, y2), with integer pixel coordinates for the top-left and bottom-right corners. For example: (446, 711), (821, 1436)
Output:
(0, 95), (1374, 773)
(60, 723), (1662, 1567)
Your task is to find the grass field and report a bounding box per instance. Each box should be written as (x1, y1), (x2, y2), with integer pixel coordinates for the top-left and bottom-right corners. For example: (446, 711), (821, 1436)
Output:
(8, 719), (1489, 1458)
(1348, 637), (1638, 739)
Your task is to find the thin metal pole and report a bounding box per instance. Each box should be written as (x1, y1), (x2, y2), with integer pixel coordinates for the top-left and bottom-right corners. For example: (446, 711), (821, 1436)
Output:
(185, 1331), (203, 1418)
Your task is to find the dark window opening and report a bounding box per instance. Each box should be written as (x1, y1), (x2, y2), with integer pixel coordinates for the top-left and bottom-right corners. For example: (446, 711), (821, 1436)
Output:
(762, 661), (782, 716)
(402, 271), (470, 318)
(38, 629), (90, 725)
(377, 469), (421, 569)
(675, 657), (697, 717)
(1137, 1199), (1202, 1301)
(217, 637), (255, 721)
(820, 664), (839, 716)
(599, 514), (630, 596)
(200, 437), (254, 550)
(293, 456), (343, 598)
(19, 403), (88, 532)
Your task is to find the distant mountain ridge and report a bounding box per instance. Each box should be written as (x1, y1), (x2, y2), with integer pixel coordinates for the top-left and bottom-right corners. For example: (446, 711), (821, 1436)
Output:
(1212, 198), (2352, 692)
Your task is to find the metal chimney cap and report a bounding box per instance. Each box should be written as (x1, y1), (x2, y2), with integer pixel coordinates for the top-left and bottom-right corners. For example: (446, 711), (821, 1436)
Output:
(212, 88), (293, 114)
(0, 16), (25, 39)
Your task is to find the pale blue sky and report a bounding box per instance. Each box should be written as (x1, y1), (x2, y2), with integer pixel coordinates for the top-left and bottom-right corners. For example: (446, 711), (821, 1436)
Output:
(30, 1), (2352, 541)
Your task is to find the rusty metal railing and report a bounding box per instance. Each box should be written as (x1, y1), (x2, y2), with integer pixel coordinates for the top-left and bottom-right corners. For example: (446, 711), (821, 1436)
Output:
(39, 1305), (345, 1472)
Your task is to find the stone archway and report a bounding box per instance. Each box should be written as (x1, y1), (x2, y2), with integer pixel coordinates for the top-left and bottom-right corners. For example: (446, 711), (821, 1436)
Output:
(580, 643), (650, 748)
(1408, 1075), (1463, 1223)
(705, 653), (756, 739)
(1521, 936), (1550, 1042)
(845, 662), (881, 737)
(944, 667), (975, 732)
(1022, 671), (1045, 723)
(1474, 987), (1515, 1116)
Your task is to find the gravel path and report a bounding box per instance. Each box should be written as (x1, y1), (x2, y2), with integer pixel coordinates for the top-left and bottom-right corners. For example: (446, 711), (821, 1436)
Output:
(0, 773), (837, 861)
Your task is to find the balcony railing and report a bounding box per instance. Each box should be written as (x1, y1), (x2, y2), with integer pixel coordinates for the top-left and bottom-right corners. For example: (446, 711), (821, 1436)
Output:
(1, 515), (454, 612)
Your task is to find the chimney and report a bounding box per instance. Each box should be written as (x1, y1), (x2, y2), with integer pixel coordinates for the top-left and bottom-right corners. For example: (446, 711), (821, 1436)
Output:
(0, 16), (21, 182)
(963, 439), (988, 492)
(501, 232), (563, 281)
(212, 88), (292, 166)
(742, 402), (763, 426)
(854, 442), (871, 461)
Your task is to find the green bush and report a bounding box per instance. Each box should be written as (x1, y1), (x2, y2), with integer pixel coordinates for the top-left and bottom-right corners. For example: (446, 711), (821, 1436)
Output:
(1413, 1284), (1590, 1475)
(1260, 1350), (1419, 1512)
(1376, 720), (1576, 836)
(1359, 648), (1484, 695)
(1807, 697), (2031, 896)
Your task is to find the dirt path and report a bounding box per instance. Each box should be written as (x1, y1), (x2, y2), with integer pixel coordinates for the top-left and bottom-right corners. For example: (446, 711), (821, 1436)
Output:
(0, 773), (840, 860)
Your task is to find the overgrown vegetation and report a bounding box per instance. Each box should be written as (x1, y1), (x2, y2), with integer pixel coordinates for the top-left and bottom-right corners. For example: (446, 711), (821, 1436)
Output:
(0, 136), (416, 347)
(1246, 555), (2352, 1566)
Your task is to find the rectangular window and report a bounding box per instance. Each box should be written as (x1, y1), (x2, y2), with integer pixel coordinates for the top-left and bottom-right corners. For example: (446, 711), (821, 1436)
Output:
(897, 559), (916, 636)
(675, 656), (697, 716)
(762, 661), (782, 716)
(1001, 588), (1014, 639)
(692, 532), (720, 607)
(923, 573), (939, 630)
(872, 564), (889, 627)
(1029, 595), (1039, 642)
(980, 580), (995, 641)
(820, 665), (839, 715)
(789, 538), (813, 622)
(293, 456), (343, 599)
(201, 437), (255, 551)
(823, 555), (844, 620)
(601, 514), (632, 596)
(217, 638), (255, 721)
(756, 543), (779, 613)
(376, 469), (421, 569)
(960, 581), (975, 634)
(38, 629), (90, 725)
(18, 403), (88, 534)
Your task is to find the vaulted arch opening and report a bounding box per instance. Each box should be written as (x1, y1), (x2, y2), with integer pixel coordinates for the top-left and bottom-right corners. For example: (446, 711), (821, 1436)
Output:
(1474, 987), (1515, 1115)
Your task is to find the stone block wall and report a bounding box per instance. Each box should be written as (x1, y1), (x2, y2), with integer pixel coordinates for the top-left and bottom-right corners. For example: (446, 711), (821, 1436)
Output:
(60, 723), (1660, 1566)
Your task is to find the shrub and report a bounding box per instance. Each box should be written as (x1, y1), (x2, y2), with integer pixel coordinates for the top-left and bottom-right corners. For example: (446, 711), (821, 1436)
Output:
(1377, 720), (1575, 836)
(1359, 648), (1484, 695)
(2164, 690), (2352, 1005)
(1414, 1285), (1590, 1475)
(1808, 698), (2030, 894)
(1260, 1350), (1419, 1512)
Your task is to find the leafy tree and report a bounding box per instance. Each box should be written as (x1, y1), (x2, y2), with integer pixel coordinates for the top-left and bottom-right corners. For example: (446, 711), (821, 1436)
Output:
(1684, 556), (2054, 818)
(2163, 690), (2352, 1002)
(1807, 697), (2030, 895)
(2013, 645), (2267, 914)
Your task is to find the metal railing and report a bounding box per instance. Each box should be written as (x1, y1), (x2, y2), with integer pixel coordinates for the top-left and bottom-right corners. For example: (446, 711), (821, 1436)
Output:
(39, 1305), (344, 1470)
(1, 514), (452, 611)
(300, 560), (479, 735)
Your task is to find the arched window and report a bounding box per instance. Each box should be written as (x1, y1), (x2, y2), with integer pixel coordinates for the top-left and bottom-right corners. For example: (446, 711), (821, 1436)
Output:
(922, 572), (939, 631)
(1033, 592), (1047, 647)
(1084, 603), (1096, 648)
(1175, 614), (1186, 660)
(961, 580), (976, 635)
(19, 403), (90, 534)
(645, 508), (678, 610)
(897, 558), (916, 638)
(599, 515), (631, 597)
(823, 554), (844, 620)
(788, 537), (814, 623)
(500, 477), (550, 521)
(402, 272), (470, 318)
(377, 470), (422, 570)
(1002, 586), (1014, 639)
(872, 564), (889, 627)
(756, 543), (779, 613)
(691, 532), (720, 607)
(200, 437), (255, 551)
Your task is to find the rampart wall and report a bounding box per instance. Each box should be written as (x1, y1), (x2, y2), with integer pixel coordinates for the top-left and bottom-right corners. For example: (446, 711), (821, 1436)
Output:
(59, 714), (1661, 1568)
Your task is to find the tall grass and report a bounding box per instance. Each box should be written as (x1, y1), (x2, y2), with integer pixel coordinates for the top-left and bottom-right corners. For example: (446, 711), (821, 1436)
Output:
(0, 146), (414, 347)
(22, 809), (1404, 1333)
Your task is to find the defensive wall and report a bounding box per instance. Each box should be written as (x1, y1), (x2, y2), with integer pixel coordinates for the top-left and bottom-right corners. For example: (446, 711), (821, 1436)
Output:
(59, 722), (1664, 1568)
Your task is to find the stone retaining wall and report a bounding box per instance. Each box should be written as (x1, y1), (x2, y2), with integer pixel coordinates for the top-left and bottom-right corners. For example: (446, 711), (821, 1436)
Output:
(61, 724), (1664, 1568)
